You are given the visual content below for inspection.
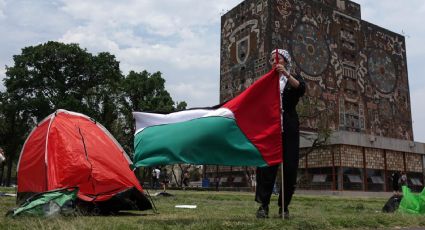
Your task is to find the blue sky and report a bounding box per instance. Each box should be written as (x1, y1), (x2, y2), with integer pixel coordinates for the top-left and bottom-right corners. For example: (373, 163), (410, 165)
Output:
(0, 0), (424, 142)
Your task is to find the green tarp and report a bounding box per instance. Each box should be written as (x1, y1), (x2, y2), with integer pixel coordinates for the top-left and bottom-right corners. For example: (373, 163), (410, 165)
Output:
(8, 188), (78, 217)
(399, 186), (425, 214)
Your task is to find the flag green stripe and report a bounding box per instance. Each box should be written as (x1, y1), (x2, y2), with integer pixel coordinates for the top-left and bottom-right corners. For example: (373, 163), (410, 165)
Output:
(134, 116), (267, 167)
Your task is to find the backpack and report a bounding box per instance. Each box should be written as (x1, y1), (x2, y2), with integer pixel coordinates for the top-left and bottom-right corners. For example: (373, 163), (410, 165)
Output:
(382, 195), (403, 213)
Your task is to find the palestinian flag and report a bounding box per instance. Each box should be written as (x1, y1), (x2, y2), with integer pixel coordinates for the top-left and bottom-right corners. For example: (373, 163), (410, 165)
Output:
(133, 69), (282, 167)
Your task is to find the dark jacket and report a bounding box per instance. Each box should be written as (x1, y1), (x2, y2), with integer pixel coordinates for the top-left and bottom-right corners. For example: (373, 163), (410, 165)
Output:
(281, 73), (306, 134)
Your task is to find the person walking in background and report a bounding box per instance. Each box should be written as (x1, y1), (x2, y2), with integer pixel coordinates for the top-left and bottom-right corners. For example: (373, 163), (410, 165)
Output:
(152, 167), (161, 189)
(400, 172), (408, 187)
(255, 49), (306, 219)
(391, 171), (400, 195)
(151, 168), (156, 189)
(183, 171), (190, 188)
(215, 176), (220, 191)
(250, 171), (256, 192)
(160, 167), (169, 192)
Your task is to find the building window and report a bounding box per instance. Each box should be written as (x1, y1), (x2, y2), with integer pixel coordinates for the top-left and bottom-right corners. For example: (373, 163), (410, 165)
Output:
(343, 167), (363, 190)
(370, 176), (384, 184)
(298, 167), (334, 190)
(366, 169), (384, 191)
(347, 174), (362, 183)
(312, 174), (327, 183)
(410, 178), (423, 186)
(407, 172), (424, 192)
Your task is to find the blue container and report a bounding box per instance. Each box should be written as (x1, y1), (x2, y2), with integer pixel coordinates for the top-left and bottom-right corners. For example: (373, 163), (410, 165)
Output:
(202, 178), (210, 188)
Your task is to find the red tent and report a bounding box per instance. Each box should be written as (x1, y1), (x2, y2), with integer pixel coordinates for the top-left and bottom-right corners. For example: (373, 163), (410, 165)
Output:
(17, 109), (151, 212)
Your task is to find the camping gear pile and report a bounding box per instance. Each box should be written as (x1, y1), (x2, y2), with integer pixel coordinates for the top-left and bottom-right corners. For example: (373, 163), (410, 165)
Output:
(382, 186), (425, 214)
(399, 186), (425, 214)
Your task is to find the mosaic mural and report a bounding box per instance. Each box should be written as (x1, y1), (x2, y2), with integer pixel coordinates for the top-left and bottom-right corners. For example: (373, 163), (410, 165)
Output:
(220, 0), (413, 140)
(291, 23), (330, 76)
(368, 49), (397, 94)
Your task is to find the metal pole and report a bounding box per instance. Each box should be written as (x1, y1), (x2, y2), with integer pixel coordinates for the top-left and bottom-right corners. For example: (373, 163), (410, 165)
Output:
(276, 51), (285, 220)
(281, 162), (285, 220)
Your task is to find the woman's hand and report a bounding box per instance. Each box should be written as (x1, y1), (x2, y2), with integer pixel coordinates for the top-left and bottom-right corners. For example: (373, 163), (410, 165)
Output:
(275, 64), (290, 78)
(276, 64), (300, 89)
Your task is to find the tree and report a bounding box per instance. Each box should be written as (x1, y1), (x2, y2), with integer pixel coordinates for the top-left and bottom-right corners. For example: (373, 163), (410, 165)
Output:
(0, 147), (4, 185)
(118, 70), (187, 155)
(170, 164), (192, 188)
(0, 101), (6, 185)
(1, 41), (186, 185)
(297, 96), (333, 158)
(120, 70), (175, 113)
(176, 101), (187, 111)
(1, 42), (126, 185)
(4, 41), (123, 125)
(0, 92), (32, 186)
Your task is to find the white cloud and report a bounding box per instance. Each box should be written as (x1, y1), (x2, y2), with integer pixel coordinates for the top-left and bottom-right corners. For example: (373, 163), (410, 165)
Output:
(57, 0), (230, 65)
(60, 27), (121, 53)
(0, 0), (235, 101)
(54, 0), (240, 109)
(56, 0), (236, 108)
(0, 0), (5, 19)
(168, 81), (219, 107)
(353, 0), (425, 56)
(59, 24), (219, 71)
(58, 0), (235, 37)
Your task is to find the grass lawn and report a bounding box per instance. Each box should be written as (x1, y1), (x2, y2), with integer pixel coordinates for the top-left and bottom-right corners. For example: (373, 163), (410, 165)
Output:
(1, 187), (424, 230)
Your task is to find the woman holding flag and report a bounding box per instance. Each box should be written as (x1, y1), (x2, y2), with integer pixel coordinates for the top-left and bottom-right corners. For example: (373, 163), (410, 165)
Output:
(255, 49), (306, 219)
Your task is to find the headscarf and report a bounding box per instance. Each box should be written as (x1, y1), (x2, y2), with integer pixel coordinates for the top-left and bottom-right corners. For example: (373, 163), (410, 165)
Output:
(270, 49), (292, 73)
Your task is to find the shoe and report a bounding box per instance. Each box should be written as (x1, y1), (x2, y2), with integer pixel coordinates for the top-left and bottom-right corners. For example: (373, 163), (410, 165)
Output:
(256, 205), (269, 218)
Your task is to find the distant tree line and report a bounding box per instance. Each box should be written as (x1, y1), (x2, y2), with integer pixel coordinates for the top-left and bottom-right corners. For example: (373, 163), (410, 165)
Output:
(0, 41), (186, 186)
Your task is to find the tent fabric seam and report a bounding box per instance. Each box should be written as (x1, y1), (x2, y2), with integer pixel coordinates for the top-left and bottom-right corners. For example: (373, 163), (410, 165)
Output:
(77, 126), (96, 193)
(44, 114), (55, 190)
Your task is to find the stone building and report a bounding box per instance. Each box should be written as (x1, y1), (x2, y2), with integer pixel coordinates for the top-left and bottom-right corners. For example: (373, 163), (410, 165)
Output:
(205, 0), (425, 192)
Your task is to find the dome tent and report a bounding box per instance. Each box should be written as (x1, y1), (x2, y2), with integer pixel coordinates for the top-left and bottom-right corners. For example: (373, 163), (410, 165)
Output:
(17, 109), (151, 214)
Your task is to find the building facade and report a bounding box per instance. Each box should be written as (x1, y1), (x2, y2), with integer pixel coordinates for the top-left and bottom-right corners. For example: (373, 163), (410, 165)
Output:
(206, 0), (425, 192)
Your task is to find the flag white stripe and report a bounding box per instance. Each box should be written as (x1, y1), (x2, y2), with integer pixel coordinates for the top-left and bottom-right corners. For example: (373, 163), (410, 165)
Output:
(133, 108), (234, 135)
